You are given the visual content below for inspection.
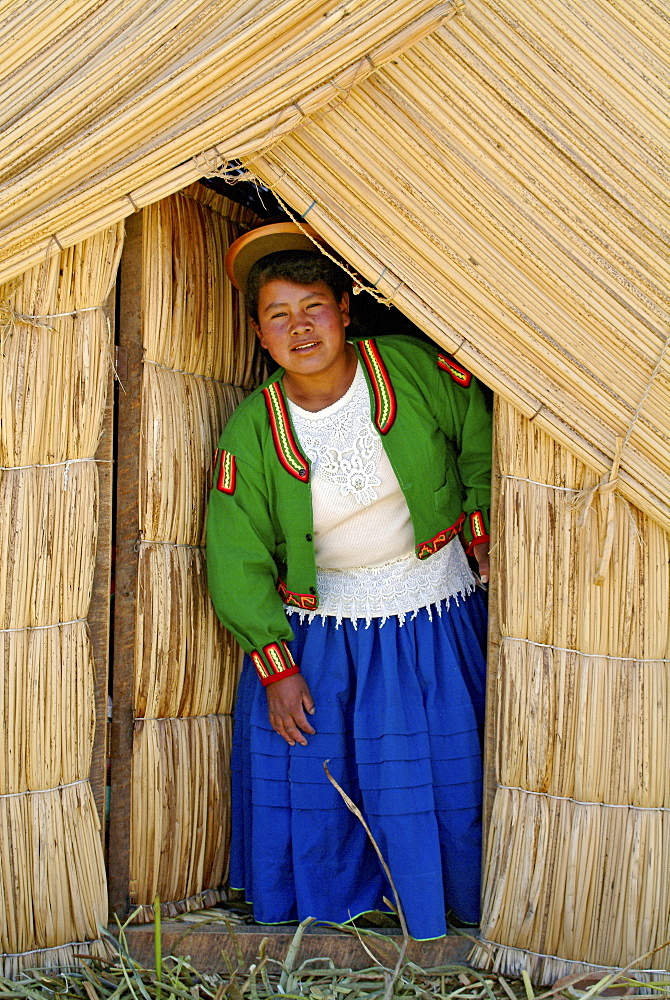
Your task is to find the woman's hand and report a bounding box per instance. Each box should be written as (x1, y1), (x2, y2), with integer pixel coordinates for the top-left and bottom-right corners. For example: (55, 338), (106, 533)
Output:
(266, 674), (316, 746)
(472, 542), (490, 584)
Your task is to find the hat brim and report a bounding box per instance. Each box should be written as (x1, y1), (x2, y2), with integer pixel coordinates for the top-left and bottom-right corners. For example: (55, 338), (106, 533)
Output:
(225, 222), (327, 292)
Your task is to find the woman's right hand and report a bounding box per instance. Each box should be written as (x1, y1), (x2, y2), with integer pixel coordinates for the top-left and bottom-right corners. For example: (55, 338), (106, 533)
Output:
(266, 674), (316, 746)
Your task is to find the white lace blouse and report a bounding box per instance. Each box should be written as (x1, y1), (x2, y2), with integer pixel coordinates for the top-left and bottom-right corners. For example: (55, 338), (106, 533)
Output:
(286, 362), (475, 625)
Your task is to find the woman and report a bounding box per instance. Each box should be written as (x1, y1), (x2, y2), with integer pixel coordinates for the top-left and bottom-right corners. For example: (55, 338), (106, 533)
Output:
(207, 223), (491, 940)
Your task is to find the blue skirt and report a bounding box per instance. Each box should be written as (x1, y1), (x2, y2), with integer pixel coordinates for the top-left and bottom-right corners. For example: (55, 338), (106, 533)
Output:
(229, 589), (487, 940)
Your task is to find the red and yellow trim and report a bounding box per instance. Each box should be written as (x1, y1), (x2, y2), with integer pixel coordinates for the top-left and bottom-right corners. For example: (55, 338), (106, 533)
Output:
(216, 449), (237, 495)
(277, 578), (318, 611)
(464, 509), (490, 555)
(357, 339), (397, 435)
(282, 641), (298, 670)
(416, 514), (465, 560)
(251, 640), (301, 686)
(438, 352), (472, 388)
(250, 650), (269, 682)
(263, 383), (310, 483)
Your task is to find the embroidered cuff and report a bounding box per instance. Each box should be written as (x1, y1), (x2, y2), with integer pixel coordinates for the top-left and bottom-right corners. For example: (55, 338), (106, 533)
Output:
(250, 640), (301, 687)
(277, 578), (318, 611)
(463, 509), (490, 554)
(416, 514), (466, 560)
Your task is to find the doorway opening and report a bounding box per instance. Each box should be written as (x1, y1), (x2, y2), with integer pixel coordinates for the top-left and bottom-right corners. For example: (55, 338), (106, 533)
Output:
(107, 177), (493, 938)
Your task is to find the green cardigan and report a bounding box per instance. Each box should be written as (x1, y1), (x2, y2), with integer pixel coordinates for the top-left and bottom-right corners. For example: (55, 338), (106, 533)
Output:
(207, 335), (492, 685)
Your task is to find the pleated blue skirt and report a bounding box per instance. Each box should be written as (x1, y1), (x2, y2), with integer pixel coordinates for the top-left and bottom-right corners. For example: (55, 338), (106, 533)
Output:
(229, 589), (487, 941)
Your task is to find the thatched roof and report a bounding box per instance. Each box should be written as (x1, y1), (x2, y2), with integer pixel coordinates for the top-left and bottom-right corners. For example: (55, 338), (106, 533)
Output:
(0, 0), (454, 280)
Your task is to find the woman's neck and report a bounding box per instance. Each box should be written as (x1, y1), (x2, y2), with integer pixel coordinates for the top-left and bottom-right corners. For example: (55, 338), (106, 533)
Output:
(281, 343), (358, 412)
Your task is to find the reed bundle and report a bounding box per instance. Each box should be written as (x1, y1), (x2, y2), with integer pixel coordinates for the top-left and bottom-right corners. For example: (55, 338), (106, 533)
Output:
(129, 716), (232, 916)
(0, 465), (96, 628)
(0, 0), (454, 285)
(0, 227), (123, 466)
(0, 782), (106, 970)
(134, 544), (241, 720)
(142, 187), (258, 383)
(245, 0), (670, 528)
(494, 400), (669, 659)
(131, 188), (260, 917)
(496, 641), (669, 806)
(475, 788), (670, 981)
(0, 225), (121, 969)
(0, 624), (94, 793)
(496, 478), (668, 657)
(471, 400), (670, 982)
(140, 365), (245, 545)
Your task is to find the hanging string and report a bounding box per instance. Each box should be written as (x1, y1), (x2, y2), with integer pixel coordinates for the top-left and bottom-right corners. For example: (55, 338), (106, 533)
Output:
(572, 435), (623, 586)
(503, 466), (641, 588)
(475, 938), (670, 976)
(0, 302), (103, 334)
(142, 358), (248, 389)
(0, 778), (88, 799)
(14, 306), (103, 321)
(0, 937), (97, 959)
(138, 539), (204, 550)
(210, 157), (398, 301)
(194, 147), (235, 179)
(497, 783), (670, 813)
(134, 712), (224, 722)
(571, 330), (670, 586)
(0, 457), (113, 491)
(243, 177), (404, 307)
(0, 618), (87, 633)
(0, 299), (122, 402)
(500, 635), (669, 663)
(618, 332), (670, 460)
(502, 475), (580, 492)
(0, 457), (112, 471)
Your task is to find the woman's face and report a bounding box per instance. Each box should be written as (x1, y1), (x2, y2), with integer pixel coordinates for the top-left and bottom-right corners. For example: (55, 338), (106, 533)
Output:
(252, 278), (350, 378)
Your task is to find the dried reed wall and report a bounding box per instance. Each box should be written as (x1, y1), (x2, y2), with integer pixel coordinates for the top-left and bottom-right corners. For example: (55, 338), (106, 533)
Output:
(470, 400), (670, 982)
(0, 226), (123, 974)
(129, 185), (261, 919)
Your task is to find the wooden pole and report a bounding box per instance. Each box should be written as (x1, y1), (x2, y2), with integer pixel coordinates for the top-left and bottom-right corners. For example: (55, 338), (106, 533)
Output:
(108, 212), (143, 919)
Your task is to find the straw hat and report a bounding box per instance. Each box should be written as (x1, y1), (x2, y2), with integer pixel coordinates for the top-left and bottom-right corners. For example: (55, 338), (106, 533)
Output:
(225, 222), (327, 292)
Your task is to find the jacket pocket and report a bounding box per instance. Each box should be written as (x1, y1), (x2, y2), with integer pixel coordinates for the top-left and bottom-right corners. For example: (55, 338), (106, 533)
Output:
(274, 541), (287, 567)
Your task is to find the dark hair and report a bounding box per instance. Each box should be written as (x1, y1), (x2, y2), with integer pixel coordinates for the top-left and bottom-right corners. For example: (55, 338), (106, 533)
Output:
(246, 250), (351, 323)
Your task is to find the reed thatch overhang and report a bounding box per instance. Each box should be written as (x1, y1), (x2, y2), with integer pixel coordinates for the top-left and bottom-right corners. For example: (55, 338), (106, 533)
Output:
(0, 0), (459, 280)
(1, 0), (668, 531)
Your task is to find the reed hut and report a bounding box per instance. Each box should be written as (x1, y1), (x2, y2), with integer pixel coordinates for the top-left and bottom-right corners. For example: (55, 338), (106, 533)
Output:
(0, 0), (668, 985)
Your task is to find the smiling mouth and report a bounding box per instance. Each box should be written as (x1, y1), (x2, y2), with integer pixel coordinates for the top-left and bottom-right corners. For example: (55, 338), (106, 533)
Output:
(291, 341), (319, 352)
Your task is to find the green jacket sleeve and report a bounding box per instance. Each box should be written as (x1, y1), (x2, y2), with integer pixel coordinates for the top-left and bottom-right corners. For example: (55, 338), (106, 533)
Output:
(206, 448), (299, 686)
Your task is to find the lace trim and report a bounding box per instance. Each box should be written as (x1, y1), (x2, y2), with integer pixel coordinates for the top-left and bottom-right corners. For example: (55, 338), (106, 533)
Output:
(288, 366), (382, 507)
(285, 538), (476, 628)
